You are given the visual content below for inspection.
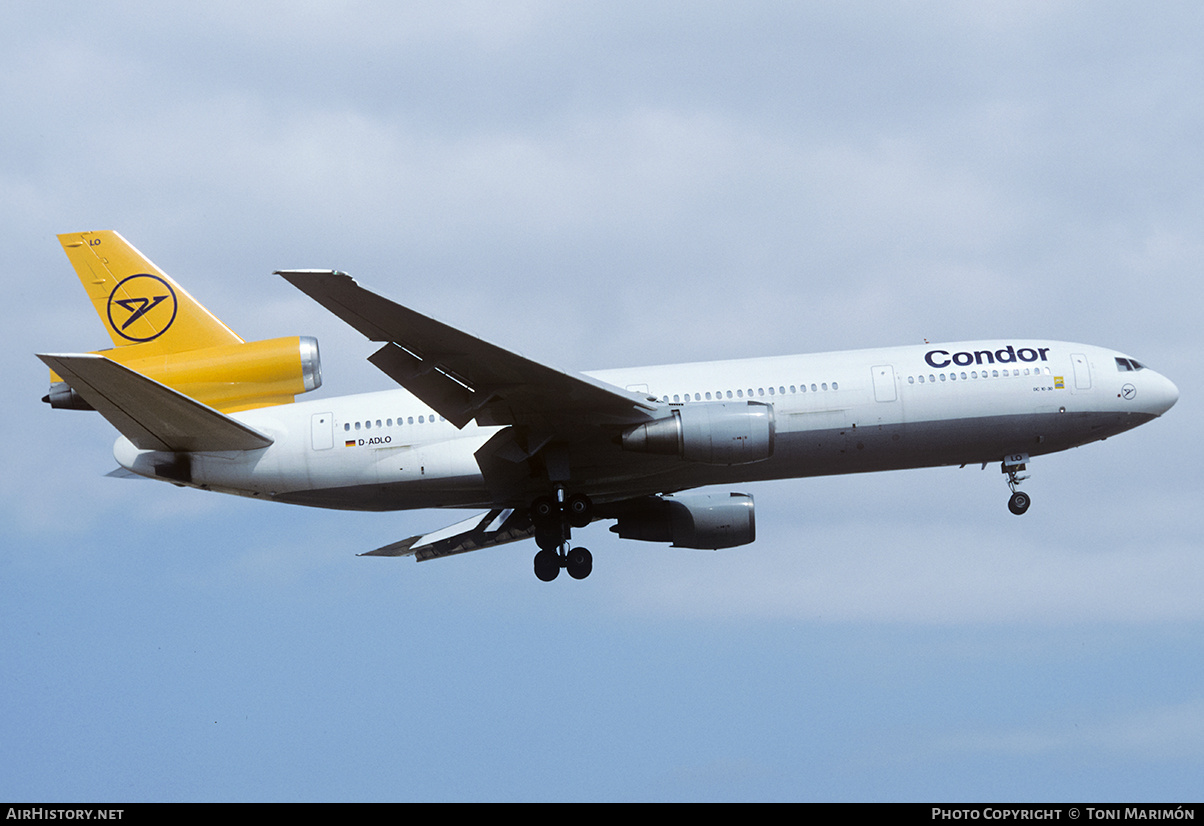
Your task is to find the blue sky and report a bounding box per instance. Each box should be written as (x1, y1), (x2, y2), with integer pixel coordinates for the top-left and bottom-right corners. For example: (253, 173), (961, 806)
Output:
(2, 1), (1202, 802)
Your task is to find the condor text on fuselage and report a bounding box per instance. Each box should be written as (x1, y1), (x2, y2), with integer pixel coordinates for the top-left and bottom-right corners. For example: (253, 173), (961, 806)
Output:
(924, 344), (1052, 370)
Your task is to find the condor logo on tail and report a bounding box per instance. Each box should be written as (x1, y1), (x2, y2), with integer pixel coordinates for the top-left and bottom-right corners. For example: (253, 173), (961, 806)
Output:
(106, 274), (178, 342)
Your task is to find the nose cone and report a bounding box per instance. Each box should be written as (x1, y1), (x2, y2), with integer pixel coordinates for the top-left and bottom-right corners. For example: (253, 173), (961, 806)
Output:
(1145, 371), (1179, 416)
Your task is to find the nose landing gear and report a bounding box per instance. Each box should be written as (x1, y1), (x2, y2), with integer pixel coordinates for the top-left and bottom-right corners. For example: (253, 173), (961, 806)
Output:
(1002, 454), (1031, 515)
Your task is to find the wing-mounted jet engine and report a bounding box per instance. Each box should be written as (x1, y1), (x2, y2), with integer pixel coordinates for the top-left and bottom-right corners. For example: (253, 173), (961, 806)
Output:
(610, 492), (757, 549)
(620, 401), (775, 465)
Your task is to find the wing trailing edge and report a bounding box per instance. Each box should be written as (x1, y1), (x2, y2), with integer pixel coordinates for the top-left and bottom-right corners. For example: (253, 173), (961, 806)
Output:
(361, 508), (534, 561)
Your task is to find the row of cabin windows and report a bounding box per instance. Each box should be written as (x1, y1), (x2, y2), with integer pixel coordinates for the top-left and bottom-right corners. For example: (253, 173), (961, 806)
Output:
(662, 382), (839, 404)
(344, 414), (446, 432)
(339, 366), (1053, 429)
(907, 366), (1052, 384)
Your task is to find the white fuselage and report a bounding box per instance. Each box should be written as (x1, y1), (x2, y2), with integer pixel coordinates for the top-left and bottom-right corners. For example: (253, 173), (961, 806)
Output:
(112, 339), (1179, 511)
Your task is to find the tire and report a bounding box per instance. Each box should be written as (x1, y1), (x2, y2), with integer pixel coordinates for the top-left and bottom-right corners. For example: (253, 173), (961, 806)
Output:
(530, 495), (559, 528)
(565, 493), (593, 528)
(534, 549), (561, 581)
(1008, 491), (1031, 515)
(565, 547), (593, 580)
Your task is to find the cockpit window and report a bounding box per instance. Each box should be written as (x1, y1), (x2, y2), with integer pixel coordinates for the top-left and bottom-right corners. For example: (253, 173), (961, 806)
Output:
(1115, 357), (1146, 372)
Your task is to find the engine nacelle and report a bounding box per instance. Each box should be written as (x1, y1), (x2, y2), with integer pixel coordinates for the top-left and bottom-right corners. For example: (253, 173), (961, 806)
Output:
(610, 492), (756, 550)
(45, 335), (322, 412)
(620, 401), (775, 465)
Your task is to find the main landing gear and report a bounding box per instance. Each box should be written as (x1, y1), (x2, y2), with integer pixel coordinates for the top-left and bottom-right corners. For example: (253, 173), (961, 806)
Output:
(530, 492), (594, 582)
(1002, 454), (1031, 515)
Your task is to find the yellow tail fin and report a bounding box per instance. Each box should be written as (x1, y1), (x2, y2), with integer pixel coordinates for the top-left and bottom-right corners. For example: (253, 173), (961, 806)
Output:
(58, 230), (243, 353)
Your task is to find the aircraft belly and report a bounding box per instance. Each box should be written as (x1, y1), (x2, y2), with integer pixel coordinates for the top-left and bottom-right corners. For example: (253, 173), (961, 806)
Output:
(264, 408), (1149, 511)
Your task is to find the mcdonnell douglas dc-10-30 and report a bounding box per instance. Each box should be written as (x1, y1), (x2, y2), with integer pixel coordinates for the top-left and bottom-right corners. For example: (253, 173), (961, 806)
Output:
(39, 231), (1179, 581)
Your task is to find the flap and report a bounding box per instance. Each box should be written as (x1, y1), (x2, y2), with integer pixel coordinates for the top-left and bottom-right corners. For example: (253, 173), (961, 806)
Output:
(361, 508), (535, 562)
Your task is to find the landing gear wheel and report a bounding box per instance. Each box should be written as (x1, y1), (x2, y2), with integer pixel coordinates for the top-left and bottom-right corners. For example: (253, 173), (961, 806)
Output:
(534, 549), (561, 582)
(1008, 491), (1031, 515)
(565, 547), (593, 580)
(534, 524), (565, 552)
(564, 493), (593, 528)
(530, 496), (559, 528)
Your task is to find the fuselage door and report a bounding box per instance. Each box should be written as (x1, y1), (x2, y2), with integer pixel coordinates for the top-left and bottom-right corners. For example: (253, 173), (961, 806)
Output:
(1071, 353), (1092, 390)
(871, 365), (897, 402)
(311, 412), (334, 451)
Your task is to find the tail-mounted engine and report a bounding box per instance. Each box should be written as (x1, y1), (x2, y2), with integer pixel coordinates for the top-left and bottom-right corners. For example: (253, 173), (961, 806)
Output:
(44, 335), (322, 413)
(620, 400), (775, 465)
(610, 492), (756, 550)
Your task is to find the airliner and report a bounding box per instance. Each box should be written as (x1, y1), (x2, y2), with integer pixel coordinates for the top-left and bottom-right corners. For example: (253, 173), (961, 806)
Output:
(40, 231), (1179, 581)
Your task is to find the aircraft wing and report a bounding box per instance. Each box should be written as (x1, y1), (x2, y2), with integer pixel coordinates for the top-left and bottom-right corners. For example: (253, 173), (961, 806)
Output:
(277, 270), (659, 430)
(360, 508), (534, 562)
(37, 353), (274, 452)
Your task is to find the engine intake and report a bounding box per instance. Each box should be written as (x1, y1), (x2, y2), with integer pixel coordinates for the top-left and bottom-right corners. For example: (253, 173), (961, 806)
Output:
(621, 401), (774, 465)
(610, 492), (756, 550)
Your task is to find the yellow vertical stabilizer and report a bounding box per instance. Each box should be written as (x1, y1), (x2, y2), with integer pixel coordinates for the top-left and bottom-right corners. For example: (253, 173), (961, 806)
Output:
(58, 230), (243, 353)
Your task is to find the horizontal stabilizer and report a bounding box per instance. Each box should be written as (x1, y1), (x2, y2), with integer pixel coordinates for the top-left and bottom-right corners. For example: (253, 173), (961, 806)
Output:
(37, 353), (273, 452)
(361, 508), (534, 562)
